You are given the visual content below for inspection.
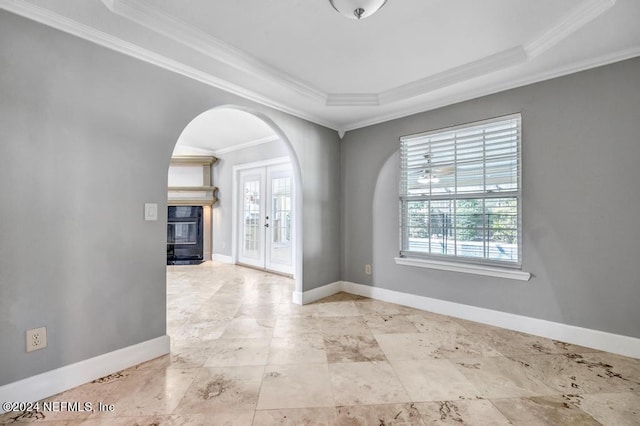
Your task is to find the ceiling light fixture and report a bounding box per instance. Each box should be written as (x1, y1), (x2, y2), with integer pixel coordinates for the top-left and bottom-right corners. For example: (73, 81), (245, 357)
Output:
(418, 174), (439, 184)
(417, 154), (453, 185)
(329, 0), (388, 20)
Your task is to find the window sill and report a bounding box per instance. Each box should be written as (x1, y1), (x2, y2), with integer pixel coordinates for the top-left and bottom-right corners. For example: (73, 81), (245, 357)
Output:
(394, 257), (531, 281)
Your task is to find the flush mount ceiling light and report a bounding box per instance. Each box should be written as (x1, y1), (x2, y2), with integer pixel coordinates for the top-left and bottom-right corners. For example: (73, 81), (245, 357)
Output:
(329, 0), (388, 20)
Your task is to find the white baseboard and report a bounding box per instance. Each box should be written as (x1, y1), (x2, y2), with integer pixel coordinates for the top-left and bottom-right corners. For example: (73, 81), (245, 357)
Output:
(212, 254), (233, 264)
(296, 281), (343, 305)
(301, 281), (640, 359)
(0, 336), (170, 413)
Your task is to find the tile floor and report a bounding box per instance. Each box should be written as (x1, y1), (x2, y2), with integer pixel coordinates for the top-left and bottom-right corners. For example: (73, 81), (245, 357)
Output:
(2, 261), (640, 425)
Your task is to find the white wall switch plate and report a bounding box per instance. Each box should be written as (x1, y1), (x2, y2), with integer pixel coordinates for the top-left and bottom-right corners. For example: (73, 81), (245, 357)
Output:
(144, 203), (158, 221)
(365, 264), (372, 275)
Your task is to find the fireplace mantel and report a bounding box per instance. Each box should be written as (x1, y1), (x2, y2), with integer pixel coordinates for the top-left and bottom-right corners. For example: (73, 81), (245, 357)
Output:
(168, 156), (218, 206)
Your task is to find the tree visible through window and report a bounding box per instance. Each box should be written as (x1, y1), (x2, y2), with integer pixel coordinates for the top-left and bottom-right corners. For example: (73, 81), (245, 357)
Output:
(400, 114), (522, 267)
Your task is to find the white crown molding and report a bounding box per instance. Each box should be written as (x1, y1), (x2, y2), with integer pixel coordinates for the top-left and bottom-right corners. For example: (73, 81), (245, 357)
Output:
(213, 135), (281, 156)
(96, 0), (617, 110)
(524, 0), (616, 58)
(0, 0), (338, 130)
(103, 0), (326, 103)
(380, 47), (528, 105)
(326, 93), (380, 107)
(342, 46), (640, 132)
(330, 0), (615, 107)
(172, 143), (217, 156)
(2, 0), (631, 133)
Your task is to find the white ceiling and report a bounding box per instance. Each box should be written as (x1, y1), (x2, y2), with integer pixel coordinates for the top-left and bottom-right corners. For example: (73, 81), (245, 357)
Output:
(174, 108), (278, 155)
(3, 0), (640, 139)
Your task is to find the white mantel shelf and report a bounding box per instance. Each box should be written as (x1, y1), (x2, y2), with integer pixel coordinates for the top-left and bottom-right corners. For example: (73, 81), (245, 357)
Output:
(168, 156), (218, 206)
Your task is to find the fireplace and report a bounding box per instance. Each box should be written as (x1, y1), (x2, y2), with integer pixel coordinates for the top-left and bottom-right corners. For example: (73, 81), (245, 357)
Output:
(167, 206), (204, 265)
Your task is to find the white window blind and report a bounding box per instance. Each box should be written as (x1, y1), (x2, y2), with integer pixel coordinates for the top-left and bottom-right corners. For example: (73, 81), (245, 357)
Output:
(400, 114), (522, 267)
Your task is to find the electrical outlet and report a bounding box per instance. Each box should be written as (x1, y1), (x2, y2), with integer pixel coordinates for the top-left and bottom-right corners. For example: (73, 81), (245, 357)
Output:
(365, 264), (372, 275)
(26, 327), (47, 352)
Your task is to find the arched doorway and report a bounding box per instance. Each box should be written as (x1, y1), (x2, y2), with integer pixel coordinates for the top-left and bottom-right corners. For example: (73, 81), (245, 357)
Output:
(168, 105), (303, 299)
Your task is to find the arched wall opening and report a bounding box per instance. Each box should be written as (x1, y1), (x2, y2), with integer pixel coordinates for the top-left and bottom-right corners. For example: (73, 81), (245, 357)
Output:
(168, 105), (304, 299)
(372, 151), (401, 287)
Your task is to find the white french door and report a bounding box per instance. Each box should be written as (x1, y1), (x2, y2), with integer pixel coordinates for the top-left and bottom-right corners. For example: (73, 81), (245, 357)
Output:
(237, 163), (294, 275)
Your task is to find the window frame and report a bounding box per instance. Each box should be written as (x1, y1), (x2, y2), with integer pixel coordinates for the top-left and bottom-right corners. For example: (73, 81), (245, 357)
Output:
(398, 113), (524, 270)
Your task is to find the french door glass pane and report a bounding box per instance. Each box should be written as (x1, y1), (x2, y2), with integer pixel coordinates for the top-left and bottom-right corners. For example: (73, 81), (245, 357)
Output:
(270, 175), (292, 264)
(243, 179), (261, 259)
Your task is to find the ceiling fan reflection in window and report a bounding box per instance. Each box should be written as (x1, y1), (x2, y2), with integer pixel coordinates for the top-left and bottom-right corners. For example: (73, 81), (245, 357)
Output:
(417, 154), (454, 184)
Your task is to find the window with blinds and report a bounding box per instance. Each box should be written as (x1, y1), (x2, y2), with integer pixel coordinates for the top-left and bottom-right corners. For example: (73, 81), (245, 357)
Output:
(399, 114), (522, 267)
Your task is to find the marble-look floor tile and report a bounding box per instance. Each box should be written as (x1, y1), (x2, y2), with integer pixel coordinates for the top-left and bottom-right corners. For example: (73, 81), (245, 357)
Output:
(133, 349), (211, 370)
(492, 395), (602, 425)
(457, 320), (598, 356)
(219, 318), (275, 339)
(329, 361), (410, 405)
(415, 399), (512, 425)
(21, 376), (124, 423)
(405, 312), (469, 335)
(363, 314), (420, 334)
(374, 333), (451, 361)
(252, 407), (338, 425)
(318, 316), (371, 336)
(354, 299), (418, 316)
(189, 304), (241, 322)
(203, 338), (271, 367)
(323, 334), (387, 363)
(335, 403), (425, 425)
(565, 391), (640, 425)
(453, 356), (557, 399)
(257, 364), (335, 409)
(273, 302), (319, 318)
(80, 412), (254, 425)
(565, 352), (640, 392)
(317, 292), (366, 303)
(267, 334), (328, 365)
(273, 315), (321, 337)
(391, 359), (481, 401)
(402, 315), (503, 358)
(87, 368), (198, 418)
(234, 303), (281, 320)
(314, 301), (361, 317)
(511, 353), (636, 394)
(169, 320), (229, 347)
(173, 366), (263, 413)
(13, 263), (640, 425)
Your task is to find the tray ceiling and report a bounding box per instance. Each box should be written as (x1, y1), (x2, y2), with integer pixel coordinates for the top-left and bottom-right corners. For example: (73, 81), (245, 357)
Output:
(2, 0), (639, 135)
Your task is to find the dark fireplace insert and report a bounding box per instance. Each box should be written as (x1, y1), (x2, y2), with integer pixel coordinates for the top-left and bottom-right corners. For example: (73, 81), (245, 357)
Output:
(167, 206), (204, 265)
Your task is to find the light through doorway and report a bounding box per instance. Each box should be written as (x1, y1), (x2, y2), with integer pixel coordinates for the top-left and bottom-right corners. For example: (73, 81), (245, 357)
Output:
(236, 159), (294, 276)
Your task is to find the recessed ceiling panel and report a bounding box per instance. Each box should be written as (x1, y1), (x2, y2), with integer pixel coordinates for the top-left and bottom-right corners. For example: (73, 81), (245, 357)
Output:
(149, 0), (582, 93)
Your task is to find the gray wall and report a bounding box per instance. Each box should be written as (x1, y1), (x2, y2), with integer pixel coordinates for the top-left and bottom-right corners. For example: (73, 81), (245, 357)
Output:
(0, 11), (340, 385)
(342, 57), (640, 339)
(211, 140), (289, 257)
